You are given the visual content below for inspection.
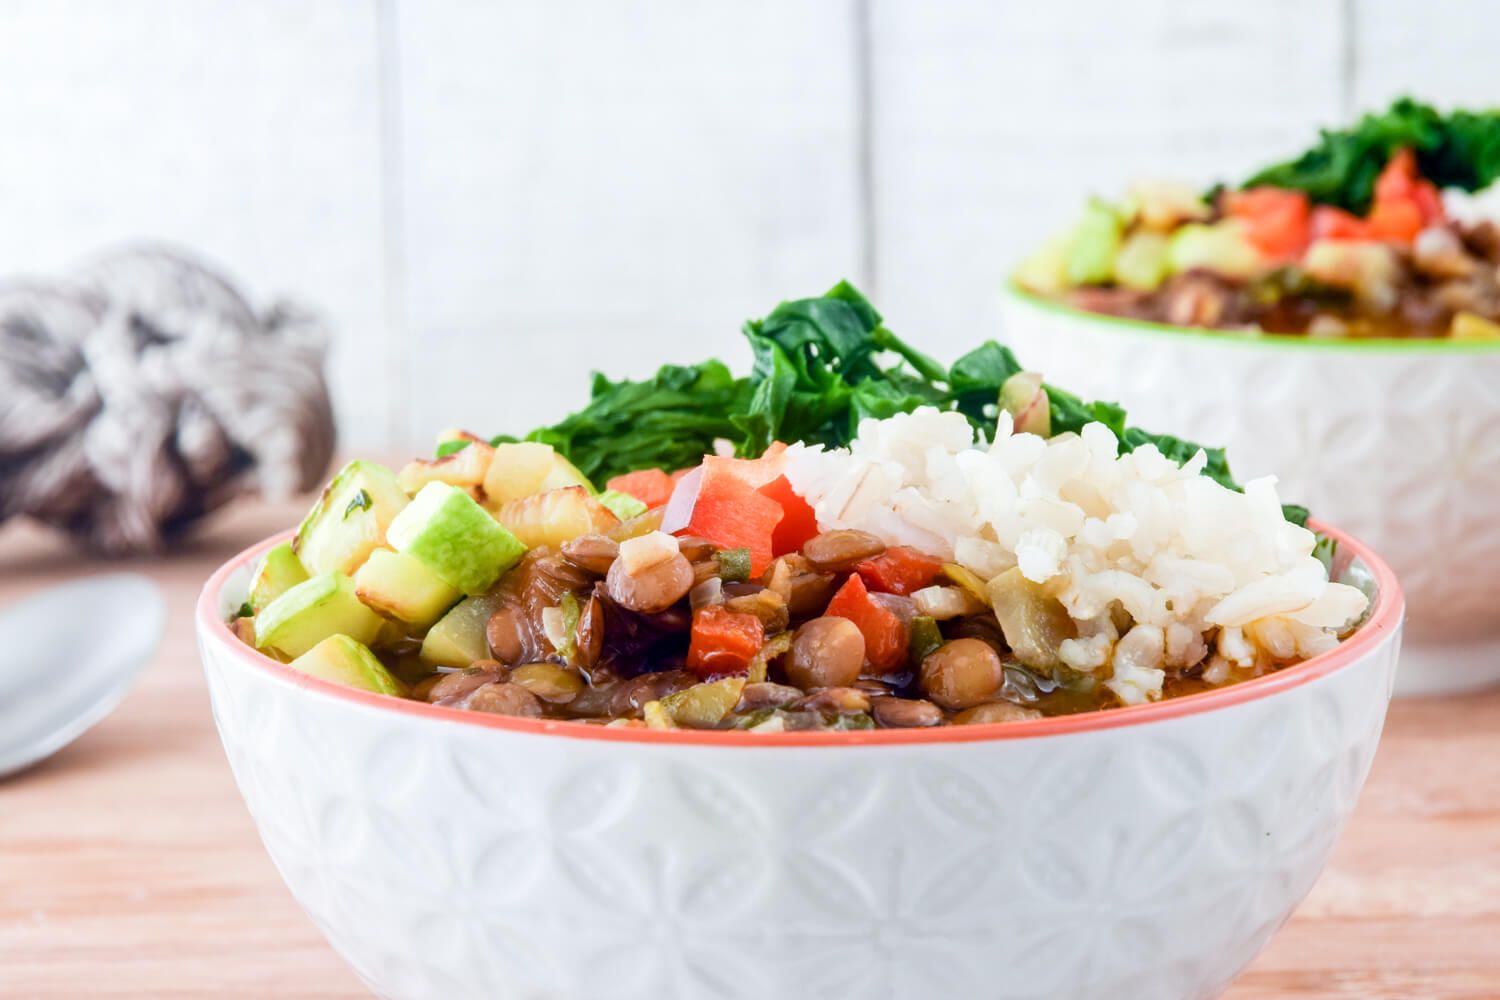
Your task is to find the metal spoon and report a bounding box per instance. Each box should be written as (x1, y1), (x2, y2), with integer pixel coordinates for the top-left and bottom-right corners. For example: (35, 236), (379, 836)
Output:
(0, 573), (164, 779)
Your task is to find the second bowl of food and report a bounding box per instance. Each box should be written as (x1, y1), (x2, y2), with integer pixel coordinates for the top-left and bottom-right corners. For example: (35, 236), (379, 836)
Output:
(1004, 98), (1500, 693)
(202, 284), (1403, 999)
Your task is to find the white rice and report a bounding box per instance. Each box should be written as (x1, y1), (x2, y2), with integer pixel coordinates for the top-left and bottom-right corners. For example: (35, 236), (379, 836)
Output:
(782, 407), (1369, 705)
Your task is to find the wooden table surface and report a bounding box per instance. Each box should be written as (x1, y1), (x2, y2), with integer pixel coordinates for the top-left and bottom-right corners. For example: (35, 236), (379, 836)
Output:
(1, 498), (1498, 1000)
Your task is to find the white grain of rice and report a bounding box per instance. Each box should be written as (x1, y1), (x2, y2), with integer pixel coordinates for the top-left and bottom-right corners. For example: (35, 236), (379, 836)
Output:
(783, 407), (1368, 705)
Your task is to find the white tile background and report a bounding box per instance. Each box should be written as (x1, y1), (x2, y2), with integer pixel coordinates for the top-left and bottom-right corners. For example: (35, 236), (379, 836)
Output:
(0, 0), (1497, 449)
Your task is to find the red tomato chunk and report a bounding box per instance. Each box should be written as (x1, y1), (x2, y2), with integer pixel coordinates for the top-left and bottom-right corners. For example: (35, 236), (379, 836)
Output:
(856, 546), (944, 596)
(687, 605), (765, 677)
(824, 573), (908, 673)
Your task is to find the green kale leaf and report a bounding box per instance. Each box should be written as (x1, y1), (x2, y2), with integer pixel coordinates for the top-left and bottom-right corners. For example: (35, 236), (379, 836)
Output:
(1243, 97), (1500, 213)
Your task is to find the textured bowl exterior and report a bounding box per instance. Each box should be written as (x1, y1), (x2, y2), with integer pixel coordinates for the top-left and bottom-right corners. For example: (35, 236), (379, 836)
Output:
(1001, 288), (1500, 692)
(200, 533), (1402, 1000)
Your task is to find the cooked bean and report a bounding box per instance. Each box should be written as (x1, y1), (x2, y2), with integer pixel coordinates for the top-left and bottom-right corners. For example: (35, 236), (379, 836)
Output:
(430, 667), (506, 705)
(737, 681), (803, 711)
(509, 662), (585, 703)
(785, 616), (866, 690)
(675, 536), (718, 562)
(560, 534), (619, 575)
(605, 551), (695, 613)
(466, 682), (544, 717)
(573, 594), (604, 667)
(692, 558), (721, 586)
(919, 638), (1005, 710)
(871, 696), (943, 728)
(786, 571), (837, 618)
(409, 675), (444, 701)
(796, 686), (871, 715)
(802, 529), (886, 572)
(486, 606), (526, 664)
(952, 701), (1044, 725)
(724, 588), (790, 633)
(609, 669), (696, 717)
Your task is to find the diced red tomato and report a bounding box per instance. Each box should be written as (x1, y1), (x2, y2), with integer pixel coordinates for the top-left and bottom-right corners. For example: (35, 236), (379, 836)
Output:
(686, 605), (765, 677)
(824, 574), (907, 673)
(1310, 205), (1375, 242)
(1366, 198), (1424, 243)
(670, 467), (695, 483)
(606, 468), (677, 509)
(856, 546), (945, 596)
(1412, 183), (1445, 225)
(1368, 148), (1444, 238)
(757, 474), (820, 556)
(1223, 187), (1310, 260)
(1374, 148), (1419, 203)
(661, 461), (783, 576)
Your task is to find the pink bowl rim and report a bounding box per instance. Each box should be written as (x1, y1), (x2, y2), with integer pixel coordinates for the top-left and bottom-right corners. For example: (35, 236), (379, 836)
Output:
(197, 521), (1403, 747)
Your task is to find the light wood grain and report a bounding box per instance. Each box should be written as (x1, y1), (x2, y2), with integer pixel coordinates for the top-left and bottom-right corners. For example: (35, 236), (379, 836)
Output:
(1, 499), (1497, 998)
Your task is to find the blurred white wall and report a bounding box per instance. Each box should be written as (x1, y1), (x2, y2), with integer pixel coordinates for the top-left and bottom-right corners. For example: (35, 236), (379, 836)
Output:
(0, 0), (1496, 450)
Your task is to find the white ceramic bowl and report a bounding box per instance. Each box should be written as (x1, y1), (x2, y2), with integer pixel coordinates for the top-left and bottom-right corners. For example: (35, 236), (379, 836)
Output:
(1001, 285), (1500, 694)
(198, 527), (1403, 1000)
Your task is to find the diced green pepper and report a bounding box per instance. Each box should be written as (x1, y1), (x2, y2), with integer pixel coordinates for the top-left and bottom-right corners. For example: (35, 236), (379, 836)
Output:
(718, 547), (752, 583)
(909, 615), (944, 665)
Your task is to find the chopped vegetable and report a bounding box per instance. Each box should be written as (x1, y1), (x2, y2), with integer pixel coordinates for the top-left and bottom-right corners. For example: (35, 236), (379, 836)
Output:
(605, 468), (678, 509)
(717, 547), (752, 583)
(856, 546), (945, 596)
(686, 605), (766, 677)
(757, 474), (821, 556)
(658, 677), (748, 727)
(908, 615), (944, 665)
(824, 573), (908, 673)
(1243, 98), (1500, 214)
(617, 530), (680, 575)
(495, 486), (619, 549)
(987, 568), (1076, 673)
(597, 489), (648, 522)
(998, 372), (1051, 437)
(1223, 187), (1311, 260)
(661, 460), (783, 576)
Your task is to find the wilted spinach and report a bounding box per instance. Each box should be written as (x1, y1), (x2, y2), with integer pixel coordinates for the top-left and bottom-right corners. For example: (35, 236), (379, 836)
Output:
(495, 281), (1306, 525)
(1243, 97), (1500, 213)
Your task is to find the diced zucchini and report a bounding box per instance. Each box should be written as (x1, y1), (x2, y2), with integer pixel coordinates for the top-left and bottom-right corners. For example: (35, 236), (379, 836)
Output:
(420, 593), (503, 667)
(1114, 230), (1171, 291)
(1065, 198), (1124, 286)
(1167, 220), (1261, 279)
(597, 488), (648, 522)
(247, 542), (309, 614)
(483, 442), (596, 508)
(255, 572), (384, 660)
(398, 442), (495, 494)
(293, 461), (410, 577)
(495, 486), (620, 549)
(354, 547), (461, 626)
(1014, 229), (1074, 295)
(289, 634), (406, 696)
(1126, 178), (1212, 232)
(1303, 239), (1400, 306)
(387, 482), (527, 595)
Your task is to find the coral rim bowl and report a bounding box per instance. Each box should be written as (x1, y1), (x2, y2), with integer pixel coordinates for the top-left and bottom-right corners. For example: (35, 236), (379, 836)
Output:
(1000, 282), (1498, 695)
(197, 524), (1403, 1000)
